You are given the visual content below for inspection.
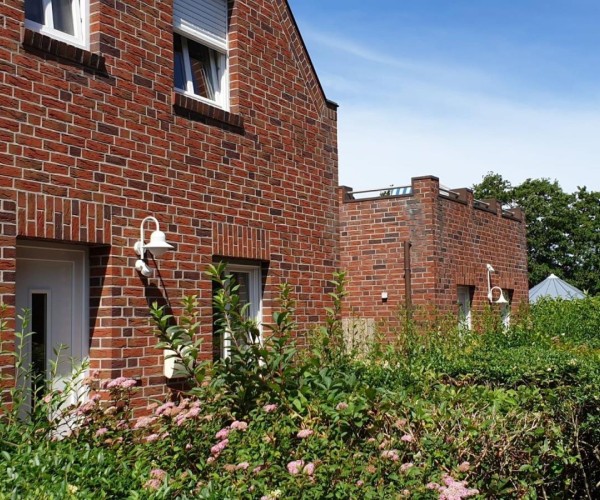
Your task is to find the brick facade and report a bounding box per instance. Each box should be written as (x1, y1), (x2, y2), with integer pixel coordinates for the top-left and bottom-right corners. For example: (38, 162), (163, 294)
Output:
(0, 0), (338, 404)
(339, 176), (529, 336)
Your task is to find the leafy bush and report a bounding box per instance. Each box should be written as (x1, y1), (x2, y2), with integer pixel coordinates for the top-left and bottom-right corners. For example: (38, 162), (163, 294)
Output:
(1, 281), (599, 498)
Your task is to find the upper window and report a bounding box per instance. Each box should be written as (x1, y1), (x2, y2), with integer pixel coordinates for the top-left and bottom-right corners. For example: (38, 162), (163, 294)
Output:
(24, 0), (88, 49)
(173, 0), (229, 109)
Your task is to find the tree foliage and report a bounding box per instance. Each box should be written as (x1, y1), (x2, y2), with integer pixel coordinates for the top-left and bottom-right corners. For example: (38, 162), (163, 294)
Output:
(473, 172), (600, 294)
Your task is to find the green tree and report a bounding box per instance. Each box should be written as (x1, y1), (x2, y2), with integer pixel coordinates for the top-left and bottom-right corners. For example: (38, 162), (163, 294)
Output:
(473, 173), (600, 295)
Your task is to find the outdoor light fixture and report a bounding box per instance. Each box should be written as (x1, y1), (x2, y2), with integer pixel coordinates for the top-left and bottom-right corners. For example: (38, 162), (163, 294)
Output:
(133, 216), (173, 277)
(486, 264), (509, 304)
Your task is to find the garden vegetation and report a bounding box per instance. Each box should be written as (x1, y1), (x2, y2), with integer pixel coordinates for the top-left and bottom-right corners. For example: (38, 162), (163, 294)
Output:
(1, 265), (599, 498)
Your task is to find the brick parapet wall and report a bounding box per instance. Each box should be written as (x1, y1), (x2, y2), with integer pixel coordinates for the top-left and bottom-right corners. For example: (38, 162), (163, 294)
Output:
(1, 0), (339, 406)
(339, 176), (528, 336)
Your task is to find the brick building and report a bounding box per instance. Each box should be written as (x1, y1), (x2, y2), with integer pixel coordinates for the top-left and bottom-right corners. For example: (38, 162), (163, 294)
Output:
(0, 0), (339, 404)
(339, 176), (529, 337)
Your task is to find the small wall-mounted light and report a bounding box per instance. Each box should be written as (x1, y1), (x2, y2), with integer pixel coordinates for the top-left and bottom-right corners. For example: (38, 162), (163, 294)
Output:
(134, 216), (173, 277)
(381, 291), (388, 302)
(486, 264), (509, 304)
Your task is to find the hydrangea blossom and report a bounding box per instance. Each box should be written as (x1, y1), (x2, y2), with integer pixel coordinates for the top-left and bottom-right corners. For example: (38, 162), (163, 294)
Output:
(262, 404), (278, 413)
(297, 429), (314, 439)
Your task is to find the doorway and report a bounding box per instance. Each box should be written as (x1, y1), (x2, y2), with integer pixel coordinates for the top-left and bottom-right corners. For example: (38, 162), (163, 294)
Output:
(15, 242), (88, 409)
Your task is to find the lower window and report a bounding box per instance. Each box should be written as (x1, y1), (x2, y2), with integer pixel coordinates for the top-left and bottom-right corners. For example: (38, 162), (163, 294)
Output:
(457, 286), (474, 330)
(213, 263), (262, 360)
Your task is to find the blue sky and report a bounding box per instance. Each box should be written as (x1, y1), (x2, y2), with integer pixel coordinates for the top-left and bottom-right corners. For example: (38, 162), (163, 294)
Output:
(288, 0), (600, 193)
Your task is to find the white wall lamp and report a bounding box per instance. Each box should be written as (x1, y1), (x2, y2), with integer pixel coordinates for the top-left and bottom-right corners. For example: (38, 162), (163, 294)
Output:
(134, 216), (174, 277)
(486, 263), (509, 304)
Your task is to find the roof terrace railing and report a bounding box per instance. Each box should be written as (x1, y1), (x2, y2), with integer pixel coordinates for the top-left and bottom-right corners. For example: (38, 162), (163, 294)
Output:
(346, 185), (413, 200)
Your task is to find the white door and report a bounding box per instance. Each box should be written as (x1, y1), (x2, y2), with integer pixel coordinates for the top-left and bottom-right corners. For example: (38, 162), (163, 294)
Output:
(15, 243), (88, 409)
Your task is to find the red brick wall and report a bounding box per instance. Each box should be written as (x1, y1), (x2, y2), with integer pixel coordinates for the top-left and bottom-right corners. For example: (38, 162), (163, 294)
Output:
(0, 0), (338, 404)
(339, 176), (528, 336)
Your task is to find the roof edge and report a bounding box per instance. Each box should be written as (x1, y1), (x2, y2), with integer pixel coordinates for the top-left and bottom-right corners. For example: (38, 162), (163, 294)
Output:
(284, 0), (335, 109)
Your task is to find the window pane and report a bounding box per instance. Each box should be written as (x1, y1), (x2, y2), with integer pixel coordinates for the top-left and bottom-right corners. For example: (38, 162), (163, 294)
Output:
(25, 0), (45, 24)
(52, 0), (75, 36)
(187, 39), (218, 100)
(173, 34), (187, 91)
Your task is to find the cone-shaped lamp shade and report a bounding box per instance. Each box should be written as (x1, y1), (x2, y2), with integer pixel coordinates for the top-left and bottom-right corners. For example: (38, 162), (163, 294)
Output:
(145, 230), (174, 258)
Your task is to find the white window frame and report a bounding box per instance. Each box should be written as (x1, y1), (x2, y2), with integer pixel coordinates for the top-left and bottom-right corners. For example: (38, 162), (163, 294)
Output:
(24, 0), (89, 50)
(457, 286), (474, 330)
(501, 291), (512, 329)
(173, 1), (229, 110)
(221, 264), (262, 359)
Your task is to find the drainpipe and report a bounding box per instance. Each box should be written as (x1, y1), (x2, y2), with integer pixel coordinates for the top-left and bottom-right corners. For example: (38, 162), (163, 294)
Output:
(404, 240), (412, 320)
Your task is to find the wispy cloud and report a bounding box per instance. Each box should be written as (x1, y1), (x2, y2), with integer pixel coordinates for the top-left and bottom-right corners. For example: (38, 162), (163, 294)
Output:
(298, 23), (600, 192)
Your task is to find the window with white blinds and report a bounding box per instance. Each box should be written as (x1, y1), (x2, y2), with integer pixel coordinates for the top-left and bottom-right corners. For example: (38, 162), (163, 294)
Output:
(174, 0), (228, 51)
(173, 0), (229, 109)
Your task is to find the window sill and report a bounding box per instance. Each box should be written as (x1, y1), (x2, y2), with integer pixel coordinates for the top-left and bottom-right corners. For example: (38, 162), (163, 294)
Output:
(22, 28), (108, 76)
(173, 92), (244, 133)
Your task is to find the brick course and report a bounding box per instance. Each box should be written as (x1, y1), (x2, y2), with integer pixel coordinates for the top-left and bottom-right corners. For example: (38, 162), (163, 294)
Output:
(0, 0), (339, 404)
(339, 176), (529, 336)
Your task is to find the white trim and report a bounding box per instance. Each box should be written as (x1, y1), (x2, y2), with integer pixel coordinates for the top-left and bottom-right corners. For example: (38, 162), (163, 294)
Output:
(24, 0), (89, 50)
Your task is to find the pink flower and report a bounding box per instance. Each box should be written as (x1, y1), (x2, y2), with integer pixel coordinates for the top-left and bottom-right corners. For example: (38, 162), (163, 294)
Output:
(236, 461), (250, 471)
(95, 427), (108, 437)
(302, 462), (315, 476)
(400, 434), (414, 443)
(207, 457), (216, 464)
(43, 393), (54, 404)
(144, 479), (161, 490)
(210, 439), (229, 456)
(426, 482), (440, 490)
(215, 427), (230, 440)
(438, 474), (479, 499)
(185, 443), (193, 450)
(262, 403), (278, 413)
(287, 460), (304, 475)
(400, 462), (414, 472)
(145, 434), (160, 443)
(336, 402), (349, 411)
(458, 461), (470, 472)
(150, 469), (167, 480)
(230, 420), (248, 431)
(380, 449), (400, 461)
(106, 377), (137, 389)
(356, 480), (364, 487)
(186, 407), (200, 419)
(155, 402), (175, 416)
(296, 429), (314, 439)
(134, 416), (157, 429)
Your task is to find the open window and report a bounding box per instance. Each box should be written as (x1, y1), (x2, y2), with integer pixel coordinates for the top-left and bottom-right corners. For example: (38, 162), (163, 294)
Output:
(24, 0), (88, 49)
(173, 0), (229, 109)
